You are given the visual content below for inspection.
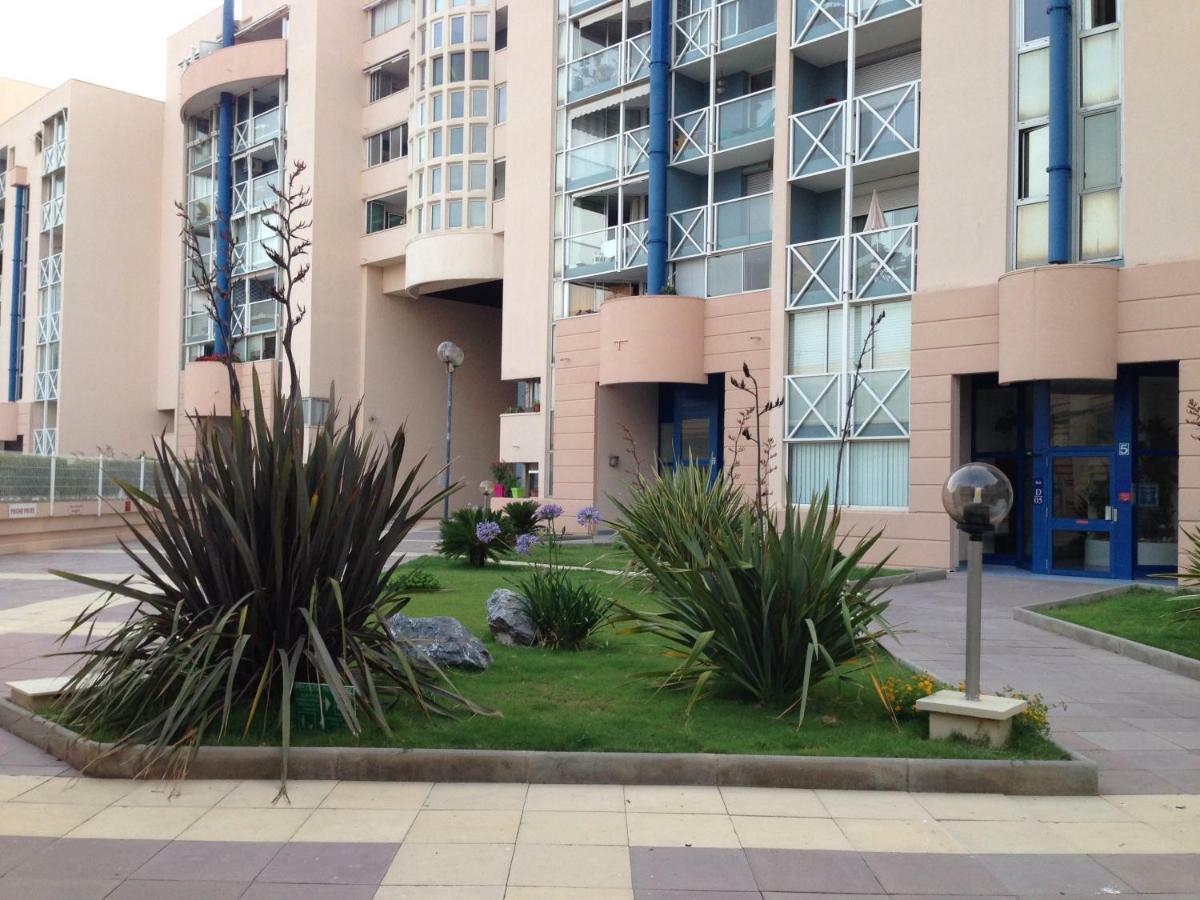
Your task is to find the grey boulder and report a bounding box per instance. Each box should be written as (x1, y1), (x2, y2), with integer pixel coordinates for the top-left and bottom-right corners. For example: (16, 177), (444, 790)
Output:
(386, 615), (492, 670)
(486, 588), (536, 646)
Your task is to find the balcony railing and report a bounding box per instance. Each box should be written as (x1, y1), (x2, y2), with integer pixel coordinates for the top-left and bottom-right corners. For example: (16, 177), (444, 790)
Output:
(715, 87), (775, 152)
(674, 0), (776, 66)
(0, 171), (7, 197)
(564, 32), (651, 105)
(39, 254), (63, 288)
(32, 428), (57, 456)
(40, 196), (65, 232)
(789, 80), (919, 180)
(669, 192), (772, 260)
(669, 205), (707, 260)
(34, 370), (59, 402)
(563, 217), (649, 280)
(786, 222), (917, 307)
(793, 0), (920, 47)
(568, 0), (614, 15)
(671, 108), (708, 165)
(563, 125), (650, 192)
(188, 195), (216, 225)
(623, 126), (650, 178)
(234, 107), (282, 152)
(36, 312), (61, 346)
(234, 172), (280, 215)
(232, 238), (279, 276)
(42, 140), (67, 175)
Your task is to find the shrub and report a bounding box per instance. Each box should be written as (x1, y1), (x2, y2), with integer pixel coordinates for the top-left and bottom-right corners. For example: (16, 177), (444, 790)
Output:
(503, 499), (540, 537)
(52, 382), (482, 788)
(611, 466), (892, 718)
(391, 562), (442, 593)
(437, 505), (512, 566)
(508, 565), (614, 650)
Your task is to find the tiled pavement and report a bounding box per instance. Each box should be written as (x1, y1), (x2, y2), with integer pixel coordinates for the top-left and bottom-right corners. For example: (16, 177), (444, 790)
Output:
(0, 780), (1198, 897)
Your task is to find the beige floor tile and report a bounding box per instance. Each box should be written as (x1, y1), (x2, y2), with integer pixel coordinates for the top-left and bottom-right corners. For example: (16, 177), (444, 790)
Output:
(0, 802), (104, 837)
(115, 779), (240, 808)
(1104, 794), (1200, 823)
(423, 782), (528, 810)
(732, 815), (850, 850)
(1049, 820), (1186, 854)
(375, 888), (504, 900)
(524, 784), (625, 813)
(626, 812), (740, 848)
(1148, 818), (1200, 852)
(13, 776), (135, 806)
(914, 792), (1030, 822)
(517, 811), (628, 846)
(405, 809), (522, 844)
(720, 787), (828, 818)
(837, 818), (964, 853)
(940, 819), (1078, 854)
(321, 781), (433, 810)
(508, 844), (631, 889)
(622, 785), (726, 814)
(0, 775), (51, 802)
(816, 790), (929, 820)
(67, 804), (208, 840)
(505, 889), (633, 900)
(1013, 796), (1134, 823)
(292, 808), (417, 842)
(381, 843), (514, 886)
(178, 805), (312, 841)
(216, 779), (335, 809)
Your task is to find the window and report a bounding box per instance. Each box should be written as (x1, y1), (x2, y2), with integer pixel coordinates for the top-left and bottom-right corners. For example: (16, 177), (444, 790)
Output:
(1018, 125), (1048, 200)
(432, 56), (444, 85)
(430, 166), (443, 194)
(450, 89), (465, 118)
(495, 7), (508, 50)
(366, 123), (408, 166)
(448, 198), (463, 228)
(431, 130), (444, 157)
(1078, 2), (1122, 260)
(1020, 0), (1049, 45)
(369, 55), (410, 101)
(471, 50), (489, 80)
(449, 125), (464, 154)
(471, 88), (488, 117)
(469, 161), (487, 190)
(495, 84), (507, 124)
(1082, 0), (1118, 29)
(448, 162), (463, 191)
(450, 15), (465, 44)
(450, 52), (465, 82)
(433, 93), (444, 121)
(472, 13), (489, 43)
(470, 124), (488, 153)
(430, 201), (442, 230)
(369, 0), (412, 37)
(469, 198), (486, 227)
(432, 20), (444, 49)
(493, 159), (506, 200)
(366, 191), (408, 233)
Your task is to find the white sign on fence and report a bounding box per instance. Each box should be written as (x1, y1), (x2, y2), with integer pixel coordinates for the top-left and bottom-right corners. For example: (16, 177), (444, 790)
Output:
(7, 503), (38, 519)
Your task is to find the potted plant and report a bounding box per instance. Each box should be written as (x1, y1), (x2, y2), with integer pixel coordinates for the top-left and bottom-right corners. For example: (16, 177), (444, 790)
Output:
(491, 461), (515, 497)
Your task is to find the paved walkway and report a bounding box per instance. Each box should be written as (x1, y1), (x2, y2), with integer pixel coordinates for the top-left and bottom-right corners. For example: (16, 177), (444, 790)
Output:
(882, 568), (1200, 795)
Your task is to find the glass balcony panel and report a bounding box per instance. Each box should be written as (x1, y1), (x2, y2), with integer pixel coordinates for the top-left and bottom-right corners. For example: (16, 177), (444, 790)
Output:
(669, 206), (707, 260)
(786, 374), (840, 439)
(718, 0), (776, 50)
(858, 0), (920, 24)
(625, 32), (652, 83)
(790, 103), (844, 178)
(793, 0), (847, 45)
(621, 219), (649, 269)
(623, 126), (650, 177)
(853, 223), (917, 300)
(853, 369), (911, 437)
(565, 135), (620, 191)
(856, 82), (919, 162)
(567, 44), (621, 103)
(569, 0), (612, 13)
(714, 193), (771, 251)
(672, 109), (709, 163)
(674, 9), (711, 66)
(716, 88), (775, 152)
(788, 237), (842, 308)
(564, 227), (619, 278)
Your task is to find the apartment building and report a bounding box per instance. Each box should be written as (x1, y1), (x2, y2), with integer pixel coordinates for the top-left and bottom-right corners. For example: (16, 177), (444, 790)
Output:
(494, 0), (1199, 580)
(0, 79), (168, 456)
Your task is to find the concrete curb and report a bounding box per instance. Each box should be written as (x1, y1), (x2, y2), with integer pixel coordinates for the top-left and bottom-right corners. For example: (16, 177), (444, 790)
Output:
(497, 562), (948, 588)
(0, 697), (1095, 795)
(1015, 586), (1200, 682)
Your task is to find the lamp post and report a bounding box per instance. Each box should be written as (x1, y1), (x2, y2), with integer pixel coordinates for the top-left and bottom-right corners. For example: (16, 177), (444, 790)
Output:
(437, 341), (465, 521)
(940, 462), (1014, 701)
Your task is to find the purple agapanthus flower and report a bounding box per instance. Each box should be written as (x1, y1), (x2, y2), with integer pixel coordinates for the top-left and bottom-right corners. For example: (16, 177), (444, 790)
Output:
(515, 532), (541, 555)
(576, 506), (602, 528)
(475, 521), (503, 544)
(536, 503), (564, 522)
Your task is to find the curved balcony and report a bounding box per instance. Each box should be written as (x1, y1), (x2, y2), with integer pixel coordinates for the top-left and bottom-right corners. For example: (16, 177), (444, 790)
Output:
(598, 295), (707, 386)
(405, 231), (503, 297)
(998, 264), (1119, 383)
(180, 39), (287, 119)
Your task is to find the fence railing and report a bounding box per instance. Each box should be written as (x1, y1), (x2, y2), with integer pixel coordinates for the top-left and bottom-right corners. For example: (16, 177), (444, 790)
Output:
(0, 450), (162, 516)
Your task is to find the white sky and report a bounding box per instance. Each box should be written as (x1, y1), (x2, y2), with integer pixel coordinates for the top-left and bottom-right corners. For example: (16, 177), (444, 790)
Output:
(0, 1), (223, 100)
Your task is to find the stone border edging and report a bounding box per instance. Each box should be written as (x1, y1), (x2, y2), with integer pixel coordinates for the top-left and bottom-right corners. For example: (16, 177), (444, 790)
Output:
(0, 697), (1095, 795)
(1015, 585), (1200, 681)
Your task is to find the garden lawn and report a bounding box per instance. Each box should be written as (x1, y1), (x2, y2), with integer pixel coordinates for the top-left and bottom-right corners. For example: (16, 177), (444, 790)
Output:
(221, 558), (1064, 760)
(1043, 587), (1200, 661)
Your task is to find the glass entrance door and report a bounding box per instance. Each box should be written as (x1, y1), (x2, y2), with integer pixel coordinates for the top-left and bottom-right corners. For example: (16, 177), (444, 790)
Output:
(1047, 453), (1117, 575)
(658, 376), (724, 477)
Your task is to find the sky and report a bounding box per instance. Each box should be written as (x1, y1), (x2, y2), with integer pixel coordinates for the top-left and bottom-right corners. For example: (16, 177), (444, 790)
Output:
(0, 0), (223, 100)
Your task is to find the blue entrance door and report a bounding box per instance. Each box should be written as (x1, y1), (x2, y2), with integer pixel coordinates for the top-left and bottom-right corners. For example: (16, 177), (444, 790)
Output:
(658, 377), (724, 476)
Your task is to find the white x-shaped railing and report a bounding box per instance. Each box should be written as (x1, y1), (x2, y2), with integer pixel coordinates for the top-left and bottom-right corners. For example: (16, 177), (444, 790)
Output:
(34, 370), (60, 402)
(624, 32), (651, 84)
(674, 9), (711, 66)
(39, 254), (63, 288)
(42, 141), (67, 175)
(623, 127), (650, 178)
(859, 0), (921, 25)
(672, 109), (710, 164)
(40, 196), (65, 232)
(852, 367), (910, 438)
(36, 313), (61, 346)
(855, 81), (919, 162)
(789, 103), (844, 179)
(852, 223), (916, 300)
(33, 429), (57, 456)
(792, 0), (847, 46)
(669, 206), (708, 260)
(786, 373), (841, 440)
(787, 238), (842, 308)
(620, 220), (649, 269)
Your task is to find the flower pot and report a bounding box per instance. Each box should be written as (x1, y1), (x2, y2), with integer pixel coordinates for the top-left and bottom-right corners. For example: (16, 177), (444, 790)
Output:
(293, 681), (353, 731)
(493, 484), (506, 497)
(511, 487), (525, 498)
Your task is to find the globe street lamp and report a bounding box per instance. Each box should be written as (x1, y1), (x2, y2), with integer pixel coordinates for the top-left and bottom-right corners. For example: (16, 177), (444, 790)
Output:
(437, 341), (465, 521)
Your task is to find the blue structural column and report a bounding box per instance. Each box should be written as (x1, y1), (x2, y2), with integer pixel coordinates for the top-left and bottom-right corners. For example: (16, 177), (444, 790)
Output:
(6, 185), (28, 401)
(1047, 0), (1072, 264)
(214, 0), (237, 356)
(646, 0), (670, 295)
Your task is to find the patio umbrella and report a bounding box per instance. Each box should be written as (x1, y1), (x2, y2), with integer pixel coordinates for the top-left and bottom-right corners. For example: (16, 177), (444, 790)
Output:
(865, 189), (888, 231)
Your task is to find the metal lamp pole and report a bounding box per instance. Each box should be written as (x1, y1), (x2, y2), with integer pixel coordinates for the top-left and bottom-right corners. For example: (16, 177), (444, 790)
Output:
(437, 342), (465, 521)
(964, 532), (984, 702)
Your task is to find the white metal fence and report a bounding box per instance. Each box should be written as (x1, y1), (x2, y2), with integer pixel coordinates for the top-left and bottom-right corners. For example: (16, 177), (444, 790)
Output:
(0, 451), (160, 516)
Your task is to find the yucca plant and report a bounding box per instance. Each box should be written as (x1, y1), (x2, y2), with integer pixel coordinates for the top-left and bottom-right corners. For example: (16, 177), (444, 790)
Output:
(612, 467), (891, 719)
(52, 380), (483, 790)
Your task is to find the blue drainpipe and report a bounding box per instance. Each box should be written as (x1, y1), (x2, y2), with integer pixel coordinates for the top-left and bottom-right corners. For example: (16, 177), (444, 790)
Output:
(7, 184), (28, 402)
(214, 0), (237, 355)
(647, 0), (670, 294)
(1047, 0), (1072, 264)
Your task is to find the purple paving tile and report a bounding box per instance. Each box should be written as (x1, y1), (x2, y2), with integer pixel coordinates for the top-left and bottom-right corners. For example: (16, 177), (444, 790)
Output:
(254, 842), (399, 885)
(636, 892), (761, 900)
(107, 879), (249, 900)
(0, 837), (54, 876)
(1098, 768), (1180, 794)
(745, 848), (883, 895)
(863, 852), (1010, 896)
(10, 838), (166, 881)
(630, 847), (757, 893)
(976, 853), (1131, 896)
(0, 876), (121, 899)
(132, 840), (283, 883)
(1093, 853), (1200, 893)
(241, 884), (379, 900)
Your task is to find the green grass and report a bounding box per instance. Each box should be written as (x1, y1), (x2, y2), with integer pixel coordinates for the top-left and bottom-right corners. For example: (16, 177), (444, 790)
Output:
(1043, 587), (1200, 661)
(211, 558), (1061, 760)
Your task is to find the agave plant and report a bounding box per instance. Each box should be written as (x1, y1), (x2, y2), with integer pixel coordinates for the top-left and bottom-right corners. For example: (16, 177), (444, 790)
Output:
(611, 466), (891, 719)
(52, 379), (483, 789)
